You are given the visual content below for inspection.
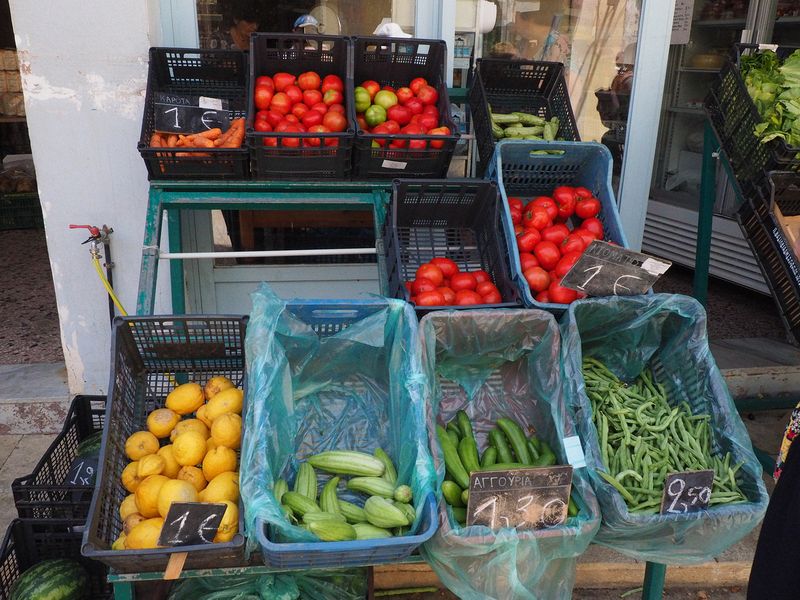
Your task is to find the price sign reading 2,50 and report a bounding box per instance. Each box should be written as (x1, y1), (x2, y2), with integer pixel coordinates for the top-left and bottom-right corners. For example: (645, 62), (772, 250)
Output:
(659, 470), (714, 515)
(665, 479), (712, 514)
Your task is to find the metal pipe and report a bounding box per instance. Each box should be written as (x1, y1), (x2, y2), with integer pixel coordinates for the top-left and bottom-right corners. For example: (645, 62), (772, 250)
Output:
(158, 247), (378, 260)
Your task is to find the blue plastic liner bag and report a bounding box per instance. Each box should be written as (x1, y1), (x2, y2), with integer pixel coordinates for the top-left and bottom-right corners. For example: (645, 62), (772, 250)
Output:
(240, 284), (436, 557)
(419, 309), (601, 600)
(561, 294), (768, 564)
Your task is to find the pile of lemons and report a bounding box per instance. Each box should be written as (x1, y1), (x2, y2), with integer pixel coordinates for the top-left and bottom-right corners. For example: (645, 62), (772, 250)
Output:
(113, 376), (243, 550)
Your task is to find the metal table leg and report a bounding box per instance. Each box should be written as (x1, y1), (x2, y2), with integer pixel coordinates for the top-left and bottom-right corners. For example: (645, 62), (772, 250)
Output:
(642, 561), (667, 600)
(112, 580), (135, 600)
(693, 121), (718, 306)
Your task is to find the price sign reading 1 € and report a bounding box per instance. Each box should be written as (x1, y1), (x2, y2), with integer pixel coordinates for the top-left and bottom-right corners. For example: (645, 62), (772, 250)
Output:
(157, 502), (227, 547)
(560, 241), (671, 297)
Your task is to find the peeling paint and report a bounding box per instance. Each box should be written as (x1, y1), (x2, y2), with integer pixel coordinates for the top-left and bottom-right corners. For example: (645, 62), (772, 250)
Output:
(83, 72), (146, 120)
(22, 73), (80, 109)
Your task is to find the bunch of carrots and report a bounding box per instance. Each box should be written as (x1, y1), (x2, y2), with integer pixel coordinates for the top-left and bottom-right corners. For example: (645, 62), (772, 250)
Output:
(149, 118), (245, 156)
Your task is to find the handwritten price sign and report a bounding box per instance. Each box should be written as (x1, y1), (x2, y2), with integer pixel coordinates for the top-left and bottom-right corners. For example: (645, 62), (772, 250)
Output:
(157, 502), (227, 547)
(660, 470), (714, 515)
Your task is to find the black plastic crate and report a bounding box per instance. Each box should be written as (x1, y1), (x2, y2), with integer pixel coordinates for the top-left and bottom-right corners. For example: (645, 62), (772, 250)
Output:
(247, 34), (355, 180)
(383, 179), (520, 313)
(768, 171), (800, 217)
(737, 199), (800, 345)
(351, 37), (459, 179)
(138, 47), (249, 180)
(0, 193), (42, 230)
(469, 58), (580, 174)
(12, 395), (106, 520)
(0, 519), (111, 599)
(83, 316), (248, 573)
(0, 120), (31, 157)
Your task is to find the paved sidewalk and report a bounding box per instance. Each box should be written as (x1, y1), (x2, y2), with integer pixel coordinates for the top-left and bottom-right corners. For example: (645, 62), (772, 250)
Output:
(0, 433), (56, 532)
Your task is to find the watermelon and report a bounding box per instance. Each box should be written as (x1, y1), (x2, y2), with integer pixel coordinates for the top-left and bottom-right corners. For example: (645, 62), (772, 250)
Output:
(76, 432), (103, 458)
(10, 558), (88, 600)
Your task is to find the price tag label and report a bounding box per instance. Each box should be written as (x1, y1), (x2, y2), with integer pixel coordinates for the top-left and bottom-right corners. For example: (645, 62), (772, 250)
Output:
(64, 456), (98, 487)
(561, 241), (671, 297)
(153, 92), (231, 134)
(157, 502), (227, 547)
(466, 465), (573, 530)
(659, 470), (714, 515)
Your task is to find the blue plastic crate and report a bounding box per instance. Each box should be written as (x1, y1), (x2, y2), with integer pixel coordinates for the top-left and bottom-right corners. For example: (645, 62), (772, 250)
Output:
(247, 298), (438, 569)
(486, 140), (629, 313)
(257, 492), (437, 569)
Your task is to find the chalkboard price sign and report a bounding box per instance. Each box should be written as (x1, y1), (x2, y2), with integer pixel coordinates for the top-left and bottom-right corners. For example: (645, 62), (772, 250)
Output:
(157, 502), (227, 547)
(466, 465), (573, 531)
(153, 92), (231, 134)
(660, 470), (714, 515)
(560, 241), (671, 297)
(64, 456), (98, 487)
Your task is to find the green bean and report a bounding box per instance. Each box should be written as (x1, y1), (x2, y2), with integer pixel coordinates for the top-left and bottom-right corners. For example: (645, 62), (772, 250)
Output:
(598, 470), (636, 503)
(616, 470), (643, 484)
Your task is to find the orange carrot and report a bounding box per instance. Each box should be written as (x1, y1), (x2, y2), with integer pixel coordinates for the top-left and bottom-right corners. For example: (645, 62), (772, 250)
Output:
(150, 132), (163, 148)
(198, 128), (222, 140)
(167, 134), (178, 147)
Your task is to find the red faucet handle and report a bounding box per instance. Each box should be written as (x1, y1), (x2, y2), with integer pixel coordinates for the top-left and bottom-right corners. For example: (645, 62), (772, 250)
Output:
(69, 224), (101, 237)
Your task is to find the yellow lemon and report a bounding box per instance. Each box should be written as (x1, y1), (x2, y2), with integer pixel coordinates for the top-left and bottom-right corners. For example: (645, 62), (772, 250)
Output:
(202, 445), (238, 482)
(135, 474), (169, 518)
(125, 431), (159, 461)
(196, 404), (212, 428)
(121, 462), (143, 493)
(177, 466), (207, 493)
(165, 382), (205, 415)
(206, 438), (218, 451)
(204, 376), (234, 401)
(120, 493), (139, 521)
(172, 431), (207, 466)
(146, 408), (180, 439)
(123, 513), (146, 534)
(170, 418), (209, 442)
(157, 445), (181, 478)
(210, 413), (241, 450)
(213, 500), (239, 543)
(157, 479), (198, 519)
(112, 533), (127, 551)
(137, 454), (166, 478)
(125, 517), (164, 550)
(205, 387), (243, 422)
(202, 471), (239, 504)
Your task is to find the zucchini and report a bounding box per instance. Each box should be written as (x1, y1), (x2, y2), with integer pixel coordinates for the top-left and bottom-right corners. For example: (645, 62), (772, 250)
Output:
(442, 481), (464, 507)
(307, 451), (385, 477)
(346, 476), (395, 498)
(503, 126), (544, 138)
(492, 122), (506, 139)
(374, 448), (397, 485)
(512, 112), (546, 126)
(490, 113), (521, 125)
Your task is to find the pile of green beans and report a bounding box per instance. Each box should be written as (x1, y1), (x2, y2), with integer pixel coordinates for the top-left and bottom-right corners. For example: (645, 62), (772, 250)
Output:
(582, 357), (747, 514)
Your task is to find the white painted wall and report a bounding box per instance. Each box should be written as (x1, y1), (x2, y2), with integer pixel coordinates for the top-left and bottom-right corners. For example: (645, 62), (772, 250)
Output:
(8, 0), (172, 395)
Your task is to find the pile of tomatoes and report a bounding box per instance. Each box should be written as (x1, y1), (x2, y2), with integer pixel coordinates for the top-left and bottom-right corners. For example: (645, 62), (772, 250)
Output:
(510, 185), (604, 305)
(354, 77), (451, 149)
(253, 71), (348, 147)
(405, 258), (503, 307)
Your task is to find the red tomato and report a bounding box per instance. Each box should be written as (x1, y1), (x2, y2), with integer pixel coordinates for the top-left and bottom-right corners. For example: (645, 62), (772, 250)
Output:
(408, 138), (427, 150)
(311, 102), (329, 114)
(292, 103), (309, 119)
(450, 273), (477, 292)
(574, 186), (593, 198)
(523, 267), (550, 292)
(255, 109), (270, 121)
(328, 104), (345, 114)
(508, 197), (524, 212)
(385, 120), (402, 134)
(305, 124), (328, 147)
(254, 119), (273, 132)
(396, 87), (414, 105)
(476, 281), (498, 297)
(535, 291), (550, 303)
(519, 252), (539, 271)
(409, 77), (428, 94)
(523, 205), (552, 231)
(411, 277), (437, 295)
(254, 84), (274, 110)
(575, 229), (597, 247)
(548, 278), (578, 304)
(389, 138), (407, 149)
(324, 137), (339, 148)
(516, 229), (541, 253)
(555, 251), (583, 278)
(417, 85), (439, 106)
(581, 217), (604, 239)
(262, 136), (278, 147)
(552, 186), (576, 221)
(561, 233), (586, 255)
(370, 122), (391, 146)
(280, 125), (302, 147)
(530, 197), (558, 222)
(387, 105), (412, 126)
(270, 92), (291, 115)
(416, 264), (444, 287)
(482, 290), (502, 304)
(255, 75), (274, 89)
(323, 89), (344, 106)
(301, 109), (323, 128)
(541, 223), (570, 245)
(361, 80), (380, 99)
(273, 72), (296, 92)
(472, 270), (490, 284)
(297, 71), (321, 91)
(533, 241), (561, 271)
(303, 89), (323, 107)
(401, 123), (424, 135)
(323, 111), (347, 133)
(321, 74), (344, 93)
(423, 104), (439, 118)
(283, 114), (299, 124)
(356, 114), (369, 131)
(455, 290), (483, 305)
(381, 85), (396, 94)
(430, 257), (459, 279)
(416, 290), (446, 306)
(428, 127), (450, 149)
(405, 98), (424, 115)
(514, 224), (524, 236)
(510, 206), (522, 225)
(404, 281), (413, 293)
(417, 114), (438, 130)
(437, 287), (456, 305)
(575, 197), (601, 220)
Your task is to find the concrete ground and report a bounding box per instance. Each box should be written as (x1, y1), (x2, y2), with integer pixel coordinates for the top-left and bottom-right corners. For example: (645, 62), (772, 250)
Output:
(0, 433), (56, 533)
